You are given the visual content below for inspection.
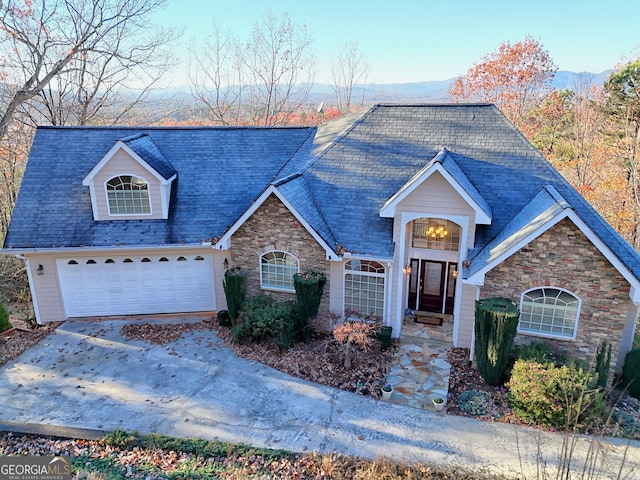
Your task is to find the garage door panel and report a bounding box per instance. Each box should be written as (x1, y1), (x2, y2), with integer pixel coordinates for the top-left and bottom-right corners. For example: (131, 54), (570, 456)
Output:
(57, 254), (215, 317)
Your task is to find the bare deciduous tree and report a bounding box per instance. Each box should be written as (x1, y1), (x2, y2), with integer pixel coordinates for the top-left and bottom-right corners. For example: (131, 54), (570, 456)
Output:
(330, 40), (369, 114)
(189, 10), (316, 126)
(188, 21), (244, 126)
(0, 0), (175, 242)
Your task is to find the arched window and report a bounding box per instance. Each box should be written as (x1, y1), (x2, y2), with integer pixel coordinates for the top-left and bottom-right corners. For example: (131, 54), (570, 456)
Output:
(344, 259), (386, 318)
(106, 175), (150, 215)
(260, 251), (299, 291)
(412, 218), (460, 251)
(519, 287), (580, 339)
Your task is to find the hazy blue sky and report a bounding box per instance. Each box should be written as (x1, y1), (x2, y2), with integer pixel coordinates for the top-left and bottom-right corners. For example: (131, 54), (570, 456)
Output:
(152, 0), (640, 85)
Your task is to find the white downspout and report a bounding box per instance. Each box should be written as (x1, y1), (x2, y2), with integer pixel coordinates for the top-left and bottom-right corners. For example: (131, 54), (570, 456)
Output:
(16, 255), (42, 325)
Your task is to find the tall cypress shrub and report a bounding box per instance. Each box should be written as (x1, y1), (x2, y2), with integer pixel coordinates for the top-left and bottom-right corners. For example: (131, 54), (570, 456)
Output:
(0, 302), (11, 333)
(293, 271), (326, 342)
(222, 267), (245, 326)
(474, 297), (519, 386)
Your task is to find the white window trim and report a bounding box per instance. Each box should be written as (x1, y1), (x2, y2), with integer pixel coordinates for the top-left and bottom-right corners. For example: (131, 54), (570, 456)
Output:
(104, 174), (153, 217)
(259, 250), (299, 292)
(518, 286), (581, 341)
(343, 259), (386, 319)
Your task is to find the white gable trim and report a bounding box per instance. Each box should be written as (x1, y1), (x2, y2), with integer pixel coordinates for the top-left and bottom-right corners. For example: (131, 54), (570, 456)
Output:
(83, 141), (173, 186)
(82, 141), (176, 220)
(380, 162), (491, 224)
(465, 210), (640, 302)
(214, 185), (340, 261)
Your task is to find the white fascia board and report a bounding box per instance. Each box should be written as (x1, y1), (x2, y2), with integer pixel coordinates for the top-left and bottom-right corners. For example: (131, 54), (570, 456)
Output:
(82, 141), (170, 186)
(465, 210), (640, 302)
(380, 163), (491, 224)
(214, 185), (339, 261)
(2, 244), (209, 255)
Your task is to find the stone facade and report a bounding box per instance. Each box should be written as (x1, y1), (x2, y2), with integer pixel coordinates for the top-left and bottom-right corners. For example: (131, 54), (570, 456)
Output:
(229, 194), (330, 310)
(481, 218), (630, 373)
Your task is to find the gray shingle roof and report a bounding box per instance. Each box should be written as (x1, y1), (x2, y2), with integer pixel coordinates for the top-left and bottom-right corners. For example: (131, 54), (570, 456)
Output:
(4, 126), (313, 248)
(467, 185), (571, 277)
(4, 104), (640, 283)
(120, 133), (176, 180)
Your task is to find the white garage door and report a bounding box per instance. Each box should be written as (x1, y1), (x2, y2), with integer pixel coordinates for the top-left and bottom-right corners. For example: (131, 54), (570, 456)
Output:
(57, 253), (215, 317)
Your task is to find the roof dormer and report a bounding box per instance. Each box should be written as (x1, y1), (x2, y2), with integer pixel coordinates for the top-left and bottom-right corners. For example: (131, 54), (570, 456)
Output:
(82, 134), (176, 220)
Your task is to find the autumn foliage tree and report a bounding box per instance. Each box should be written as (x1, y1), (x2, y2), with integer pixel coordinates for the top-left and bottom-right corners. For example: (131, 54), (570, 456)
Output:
(333, 321), (376, 369)
(603, 58), (640, 250)
(449, 36), (557, 127)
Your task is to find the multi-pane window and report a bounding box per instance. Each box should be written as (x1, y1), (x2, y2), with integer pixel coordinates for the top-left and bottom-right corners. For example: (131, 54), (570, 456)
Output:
(260, 251), (298, 291)
(519, 287), (580, 339)
(344, 259), (385, 318)
(412, 218), (460, 251)
(106, 175), (151, 215)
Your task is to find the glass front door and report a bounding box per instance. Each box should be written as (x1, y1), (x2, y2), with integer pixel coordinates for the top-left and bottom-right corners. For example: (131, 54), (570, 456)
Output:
(407, 259), (457, 314)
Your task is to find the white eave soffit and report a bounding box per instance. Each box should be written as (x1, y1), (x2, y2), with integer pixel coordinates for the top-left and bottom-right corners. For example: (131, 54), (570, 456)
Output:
(379, 162), (492, 224)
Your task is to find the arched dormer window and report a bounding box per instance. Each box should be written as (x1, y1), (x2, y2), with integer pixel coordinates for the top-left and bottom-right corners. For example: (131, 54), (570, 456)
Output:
(106, 175), (151, 215)
(260, 251), (299, 291)
(519, 287), (581, 340)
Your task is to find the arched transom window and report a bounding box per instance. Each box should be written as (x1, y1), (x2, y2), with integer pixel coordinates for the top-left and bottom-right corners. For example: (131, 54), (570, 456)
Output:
(519, 287), (581, 339)
(344, 259), (385, 319)
(106, 175), (150, 215)
(412, 218), (460, 251)
(260, 251), (299, 291)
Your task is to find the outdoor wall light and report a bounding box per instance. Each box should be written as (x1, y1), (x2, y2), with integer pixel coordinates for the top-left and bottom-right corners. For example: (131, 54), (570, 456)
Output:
(402, 264), (412, 275)
(223, 258), (229, 270)
(37, 264), (44, 275)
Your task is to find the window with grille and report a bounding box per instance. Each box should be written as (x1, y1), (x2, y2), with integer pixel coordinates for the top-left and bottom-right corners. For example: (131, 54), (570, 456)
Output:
(260, 251), (299, 291)
(106, 175), (151, 215)
(519, 287), (580, 339)
(344, 259), (385, 318)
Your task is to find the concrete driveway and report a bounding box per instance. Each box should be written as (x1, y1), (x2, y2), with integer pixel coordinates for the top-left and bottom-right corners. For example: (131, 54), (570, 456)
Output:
(0, 317), (638, 478)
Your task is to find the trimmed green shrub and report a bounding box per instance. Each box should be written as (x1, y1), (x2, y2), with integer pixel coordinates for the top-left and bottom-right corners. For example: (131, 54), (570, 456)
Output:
(231, 295), (297, 351)
(517, 340), (559, 364)
(595, 340), (612, 389)
(223, 267), (245, 326)
(293, 271), (326, 342)
(474, 297), (519, 386)
(508, 358), (605, 430)
(0, 302), (11, 333)
(621, 349), (640, 399)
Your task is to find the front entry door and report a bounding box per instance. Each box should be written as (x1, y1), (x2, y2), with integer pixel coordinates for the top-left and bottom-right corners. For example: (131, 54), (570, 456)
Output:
(407, 259), (457, 314)
(420, 260), (445, 312)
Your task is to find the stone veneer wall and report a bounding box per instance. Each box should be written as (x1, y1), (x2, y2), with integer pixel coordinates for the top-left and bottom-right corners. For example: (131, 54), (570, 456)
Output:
(481, 218), (630, 373)
(229, 194), (330, 310)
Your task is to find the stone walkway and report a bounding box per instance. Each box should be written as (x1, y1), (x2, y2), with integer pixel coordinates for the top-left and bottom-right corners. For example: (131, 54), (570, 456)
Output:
(383, 315), (453, 411)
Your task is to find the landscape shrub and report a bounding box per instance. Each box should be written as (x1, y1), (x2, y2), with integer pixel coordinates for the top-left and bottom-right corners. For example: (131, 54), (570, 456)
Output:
(231, 295), (297, 350)
(474, 297), (519, 386)
(293, 271), (326, 342)
(621, 349), (640, 399)
(594, 340), (612, 389)
(508, 358), (605, 430)
(0, 302), (11, 333)
(223, 267), (246, 326)
(456, 390), (489, 416)
(516, 340), (562, 364)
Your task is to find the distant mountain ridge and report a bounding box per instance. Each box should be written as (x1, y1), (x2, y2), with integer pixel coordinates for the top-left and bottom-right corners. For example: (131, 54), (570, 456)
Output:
(306, 70), (613, 104)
